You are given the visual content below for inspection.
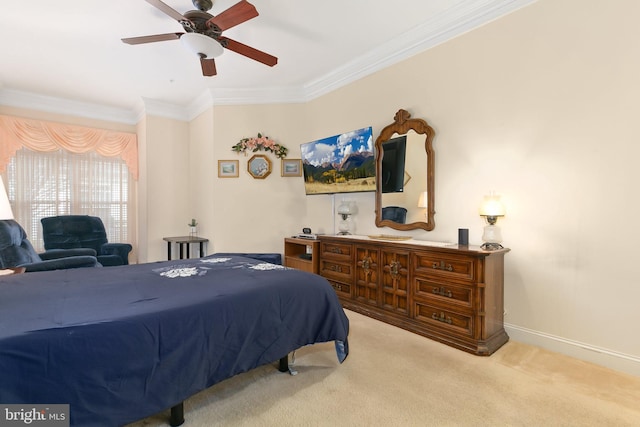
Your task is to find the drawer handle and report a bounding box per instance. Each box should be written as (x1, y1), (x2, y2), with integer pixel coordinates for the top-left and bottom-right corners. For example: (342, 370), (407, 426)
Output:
(432, 261), (453, 271)
(330, 265), (343, 273)
(360, 256), (372, 274)
(432, 312), (453, 324)
(432, 287), (453, 298)
(334, 284), (342, 291)
(389, 260), (400, 279)
(330, 247), (342, 254)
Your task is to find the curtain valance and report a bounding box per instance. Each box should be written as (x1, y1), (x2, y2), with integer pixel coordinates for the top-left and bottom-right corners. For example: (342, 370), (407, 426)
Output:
(0, 115), (138, 180)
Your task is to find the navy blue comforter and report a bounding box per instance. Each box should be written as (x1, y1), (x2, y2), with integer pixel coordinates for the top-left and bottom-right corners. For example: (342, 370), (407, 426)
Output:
(0, 255), (349, 426)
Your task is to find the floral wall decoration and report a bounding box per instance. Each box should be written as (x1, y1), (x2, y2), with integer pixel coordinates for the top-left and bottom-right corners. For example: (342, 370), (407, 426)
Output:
(232, 133), (288, 159)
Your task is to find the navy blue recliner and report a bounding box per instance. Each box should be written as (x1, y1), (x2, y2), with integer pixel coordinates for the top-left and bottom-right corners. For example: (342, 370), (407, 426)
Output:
(41, 215), (132, 266)
(0, 219), (100, 272)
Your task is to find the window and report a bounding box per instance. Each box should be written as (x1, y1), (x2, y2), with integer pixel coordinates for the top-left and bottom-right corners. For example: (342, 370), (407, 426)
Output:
(5, 148), (134, 253)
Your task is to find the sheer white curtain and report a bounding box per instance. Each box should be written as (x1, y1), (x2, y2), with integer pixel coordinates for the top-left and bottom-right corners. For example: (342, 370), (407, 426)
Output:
(3, 148), (136, 256)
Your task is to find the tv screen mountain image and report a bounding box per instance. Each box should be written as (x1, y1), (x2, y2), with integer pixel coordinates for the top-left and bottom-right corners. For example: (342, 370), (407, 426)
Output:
(300, 126), (376, 195)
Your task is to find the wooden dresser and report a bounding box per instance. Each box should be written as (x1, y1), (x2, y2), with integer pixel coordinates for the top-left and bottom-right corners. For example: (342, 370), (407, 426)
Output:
(318, 235), (509, 355)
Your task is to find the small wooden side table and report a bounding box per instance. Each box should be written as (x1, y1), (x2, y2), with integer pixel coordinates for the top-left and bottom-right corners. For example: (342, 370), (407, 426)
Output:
(163, 236), (209, 260)
(284, 237), (319, 274)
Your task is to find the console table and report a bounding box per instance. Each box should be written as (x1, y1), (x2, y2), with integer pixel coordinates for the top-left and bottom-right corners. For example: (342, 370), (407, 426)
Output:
(163, 236), (209, 260)
(318, 235), (509, 355)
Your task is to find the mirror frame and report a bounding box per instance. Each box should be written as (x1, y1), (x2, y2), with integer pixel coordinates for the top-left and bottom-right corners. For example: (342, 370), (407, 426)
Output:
(375, 109), (435, 231)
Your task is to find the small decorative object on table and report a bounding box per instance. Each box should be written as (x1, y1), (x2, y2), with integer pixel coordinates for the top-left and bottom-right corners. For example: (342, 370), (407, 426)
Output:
(188, 219), (198, 237)
(232, 133), (288, 159)
(458, 228), (469, 246)
(366, 234), (412, 241)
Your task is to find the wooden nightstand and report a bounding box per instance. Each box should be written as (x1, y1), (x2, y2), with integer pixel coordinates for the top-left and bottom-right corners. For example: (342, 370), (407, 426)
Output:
(284, 237), (319, 274)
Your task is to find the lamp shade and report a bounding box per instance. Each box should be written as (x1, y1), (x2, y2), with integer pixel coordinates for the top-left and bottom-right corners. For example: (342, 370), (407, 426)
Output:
(479, 193), (506, 217)
(0, 177), (15, 220)
(180, 33), (224, 58)
(337, 200), (353, 215)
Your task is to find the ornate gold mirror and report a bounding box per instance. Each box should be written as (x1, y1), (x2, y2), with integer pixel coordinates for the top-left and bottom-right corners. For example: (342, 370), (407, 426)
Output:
(375, 109), (435, 231)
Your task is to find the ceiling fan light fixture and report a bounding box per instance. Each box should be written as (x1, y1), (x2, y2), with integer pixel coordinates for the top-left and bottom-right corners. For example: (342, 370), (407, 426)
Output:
(180, 32), (224, 59)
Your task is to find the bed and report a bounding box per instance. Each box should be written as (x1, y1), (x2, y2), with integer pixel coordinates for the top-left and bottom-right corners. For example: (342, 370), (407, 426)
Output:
(0, 255), (349, 426)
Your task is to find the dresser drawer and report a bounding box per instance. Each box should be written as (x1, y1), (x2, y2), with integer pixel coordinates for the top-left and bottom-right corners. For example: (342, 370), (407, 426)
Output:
(413, 301), (474, 338)
(319, 259), (353, 282)
(320, 241), (353, 261)
(413, 277), (474, 310)
(326, 279), (351, 298)
(413, 252), (477, 283)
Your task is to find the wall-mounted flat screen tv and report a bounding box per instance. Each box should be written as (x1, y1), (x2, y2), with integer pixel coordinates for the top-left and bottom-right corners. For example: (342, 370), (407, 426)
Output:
(301, 127), (376, 195)
(381, 135), (407, 193)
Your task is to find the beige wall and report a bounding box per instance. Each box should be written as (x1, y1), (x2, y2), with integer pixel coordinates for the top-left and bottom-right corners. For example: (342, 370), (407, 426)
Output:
(139, 115), (190, 261)
(185, 0), (640, 375)
(188, 109), (215, 253)
(204, 104), (314, 253)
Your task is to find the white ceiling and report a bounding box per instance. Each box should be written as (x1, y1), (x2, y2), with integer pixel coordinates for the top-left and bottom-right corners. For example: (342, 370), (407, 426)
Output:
(0, 0), (533, 122)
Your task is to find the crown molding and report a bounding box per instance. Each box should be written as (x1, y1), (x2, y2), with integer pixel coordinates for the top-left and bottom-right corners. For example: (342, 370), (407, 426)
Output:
(0, 0), (535, 124)
(183, 86), (306, 118)
(303, 0), (536, 100)
(0, 88), (139, 124)
(136, 97), (193, 123)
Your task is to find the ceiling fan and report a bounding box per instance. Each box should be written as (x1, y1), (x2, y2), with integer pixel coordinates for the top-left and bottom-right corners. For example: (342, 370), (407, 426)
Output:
(122, 0), (278, 77)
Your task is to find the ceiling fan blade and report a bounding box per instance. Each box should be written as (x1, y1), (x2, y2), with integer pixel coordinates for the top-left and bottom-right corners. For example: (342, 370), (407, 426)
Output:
(145, 0), (188, 22)
(206, 0), (258, 31)
(220, 37), (277, 67)
(200, 57), (217, 76)
(121, 33), (183, 45)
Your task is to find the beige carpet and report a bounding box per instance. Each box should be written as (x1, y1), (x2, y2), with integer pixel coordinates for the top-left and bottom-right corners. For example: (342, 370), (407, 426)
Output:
(128, 310), (640, 426)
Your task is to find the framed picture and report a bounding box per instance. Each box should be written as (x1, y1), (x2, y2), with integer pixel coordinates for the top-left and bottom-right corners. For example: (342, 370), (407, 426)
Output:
(247, 154), (272, 179)
(218, 160), (239, 178)
(281, 159), (302, 177)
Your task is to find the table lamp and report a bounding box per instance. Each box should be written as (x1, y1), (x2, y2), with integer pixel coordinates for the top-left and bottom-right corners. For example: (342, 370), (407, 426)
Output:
(337, 199), (354, 235)
(0, 177), (14, 220)
(479, 192), (505, 250)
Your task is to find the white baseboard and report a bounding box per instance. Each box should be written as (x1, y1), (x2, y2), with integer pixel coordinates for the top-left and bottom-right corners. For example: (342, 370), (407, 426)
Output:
(504, 323), (640, 377)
